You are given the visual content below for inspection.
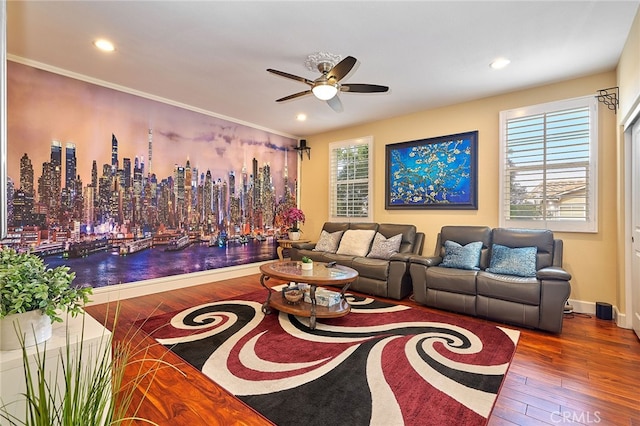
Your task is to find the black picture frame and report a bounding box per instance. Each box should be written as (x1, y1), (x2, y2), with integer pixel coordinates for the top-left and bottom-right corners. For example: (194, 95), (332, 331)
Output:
(385, 131), (478, 210)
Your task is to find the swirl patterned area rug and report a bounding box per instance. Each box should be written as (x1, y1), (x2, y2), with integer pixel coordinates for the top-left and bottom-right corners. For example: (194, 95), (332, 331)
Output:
(140, 289), (519, 426)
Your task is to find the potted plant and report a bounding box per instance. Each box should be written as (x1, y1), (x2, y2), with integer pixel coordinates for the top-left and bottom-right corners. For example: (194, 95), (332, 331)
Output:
(0, 248), (92, 350)
(300, 256), (314, 270)
(283, 207), (305, 241)
(1, 305), (184, 425)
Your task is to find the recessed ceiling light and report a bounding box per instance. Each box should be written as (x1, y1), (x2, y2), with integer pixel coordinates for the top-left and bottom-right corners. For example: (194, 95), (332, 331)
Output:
(93, 39), (115, 52)
(490, 57), (511, 70)
(296, 113), (307, 121)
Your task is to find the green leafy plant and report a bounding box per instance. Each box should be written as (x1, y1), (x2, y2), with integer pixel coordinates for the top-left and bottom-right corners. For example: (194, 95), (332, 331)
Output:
(301, 256), (313, 264)
(0, 248), (92, 323)
(0, 304), (184, 425)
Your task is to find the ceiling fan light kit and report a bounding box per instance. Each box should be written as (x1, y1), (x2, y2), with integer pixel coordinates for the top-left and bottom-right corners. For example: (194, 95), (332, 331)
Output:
(311, 80), (338, 100)
(267, 51), (389, 112)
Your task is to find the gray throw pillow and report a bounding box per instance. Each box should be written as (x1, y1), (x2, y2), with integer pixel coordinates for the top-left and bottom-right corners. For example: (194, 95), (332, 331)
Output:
(440, 240), (483, 270)
(486, 244), (537, 277)
(313, 230), (344, 253)
(367, 232), (402, 260)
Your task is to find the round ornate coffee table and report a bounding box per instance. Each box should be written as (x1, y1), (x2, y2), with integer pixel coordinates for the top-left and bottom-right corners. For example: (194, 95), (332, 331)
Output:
(259, 261), (358, 329)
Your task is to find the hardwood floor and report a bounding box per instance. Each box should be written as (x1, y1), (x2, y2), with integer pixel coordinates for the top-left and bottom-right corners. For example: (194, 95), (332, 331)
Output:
(85, 274), (640, 425)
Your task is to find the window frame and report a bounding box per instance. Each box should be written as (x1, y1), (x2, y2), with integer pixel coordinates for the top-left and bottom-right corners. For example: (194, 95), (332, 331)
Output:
(498, 95), (598, 233)
(328, 136), (374, 223)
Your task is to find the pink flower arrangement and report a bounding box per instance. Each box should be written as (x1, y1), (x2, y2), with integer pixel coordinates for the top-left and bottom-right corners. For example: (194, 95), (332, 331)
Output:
(283, 207), (305, 232)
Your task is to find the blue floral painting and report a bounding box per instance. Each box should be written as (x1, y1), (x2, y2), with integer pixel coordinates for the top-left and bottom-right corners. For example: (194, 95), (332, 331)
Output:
(385, 131), (478, 209)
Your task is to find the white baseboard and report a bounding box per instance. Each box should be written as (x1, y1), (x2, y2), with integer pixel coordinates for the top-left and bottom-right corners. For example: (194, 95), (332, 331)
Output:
(567, 298), (597, 315)
(567, 298), (630, 329)
(615, 309), (628, 329)
(87, 261), (268, 306)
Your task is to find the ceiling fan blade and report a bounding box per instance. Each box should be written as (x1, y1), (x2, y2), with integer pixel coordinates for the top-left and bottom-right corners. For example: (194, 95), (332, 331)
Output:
(341, 84), (389, 93)
(267, 69), (314, 86)
(276, 90), (312, 102)
(326, 95), (343, 113)
(328, 56), (357, 81)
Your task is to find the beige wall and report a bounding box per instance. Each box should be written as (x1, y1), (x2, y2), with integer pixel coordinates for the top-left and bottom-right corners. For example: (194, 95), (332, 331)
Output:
(301, 71), (619, 308)
(618, 8), (640, 123)
(616, 8), (640, 317)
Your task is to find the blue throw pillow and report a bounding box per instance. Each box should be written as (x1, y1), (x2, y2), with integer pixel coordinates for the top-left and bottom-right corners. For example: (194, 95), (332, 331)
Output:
(487, 244), (537, 277)
(440, 240), (483, 270)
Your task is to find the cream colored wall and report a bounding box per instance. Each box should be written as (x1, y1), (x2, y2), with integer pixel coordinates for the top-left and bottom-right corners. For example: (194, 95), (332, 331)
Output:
(301, 71), (618, 308)
(618, 9), (640, 122)
(616, 8), (640, 319)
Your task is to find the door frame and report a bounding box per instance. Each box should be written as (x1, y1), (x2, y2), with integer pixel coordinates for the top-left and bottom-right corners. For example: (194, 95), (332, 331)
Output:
(623, 97), (640, 330)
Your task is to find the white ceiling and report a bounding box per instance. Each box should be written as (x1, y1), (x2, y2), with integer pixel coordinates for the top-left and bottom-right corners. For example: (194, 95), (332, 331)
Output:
(6, 1), (640, 138)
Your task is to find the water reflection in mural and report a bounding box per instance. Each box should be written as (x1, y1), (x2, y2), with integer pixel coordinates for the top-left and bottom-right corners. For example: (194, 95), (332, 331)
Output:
(44, 240), (277, 288)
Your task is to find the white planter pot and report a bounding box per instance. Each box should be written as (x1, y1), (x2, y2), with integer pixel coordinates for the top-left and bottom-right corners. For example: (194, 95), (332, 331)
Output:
(289, 231), (301, 241)
(301, 261), (313, 270)
(0, 310), (52, 351)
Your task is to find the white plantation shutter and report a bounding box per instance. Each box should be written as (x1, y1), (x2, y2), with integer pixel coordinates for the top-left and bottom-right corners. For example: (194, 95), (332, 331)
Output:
(499, 96), (598, 232)
(329, 137), (373, 222)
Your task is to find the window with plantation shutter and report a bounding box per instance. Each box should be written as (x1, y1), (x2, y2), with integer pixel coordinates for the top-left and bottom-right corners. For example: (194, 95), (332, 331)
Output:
(329, 137), (373, 222)
(499, 96), (598, 233)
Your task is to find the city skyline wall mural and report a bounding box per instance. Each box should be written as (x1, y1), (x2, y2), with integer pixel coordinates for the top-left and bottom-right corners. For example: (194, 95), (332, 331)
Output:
(4, 61), (299, 288)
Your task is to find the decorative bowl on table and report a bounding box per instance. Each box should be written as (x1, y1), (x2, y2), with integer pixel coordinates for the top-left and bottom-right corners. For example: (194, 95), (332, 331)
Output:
(283, 289), (303, 304)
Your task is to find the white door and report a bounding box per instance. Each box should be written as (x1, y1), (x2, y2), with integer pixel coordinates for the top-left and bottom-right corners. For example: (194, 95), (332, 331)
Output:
(631, 121), (640, 339)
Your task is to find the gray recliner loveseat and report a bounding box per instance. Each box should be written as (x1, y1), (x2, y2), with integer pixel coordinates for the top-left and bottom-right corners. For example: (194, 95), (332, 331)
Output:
(290, 222), (425, 300)
(409, 226), (571, 333)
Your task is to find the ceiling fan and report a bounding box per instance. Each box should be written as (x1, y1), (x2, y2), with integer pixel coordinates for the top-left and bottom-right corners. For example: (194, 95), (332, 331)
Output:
(267, 52), (389, 112)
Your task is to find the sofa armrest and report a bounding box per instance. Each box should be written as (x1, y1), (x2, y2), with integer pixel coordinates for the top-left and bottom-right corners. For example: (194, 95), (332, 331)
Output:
(408, 255), (442, 305)
(389, 252), (412, 262)
(289, 243), (316, 261)
(381, 251), (419, 300)
(537, 266), (572, 281)
(413, 232), (425, 255)
(388, 256), (413, 300)
(291, 242), (315, 250)
(409, 255), (443, 267)
(539, 279), (571, 333)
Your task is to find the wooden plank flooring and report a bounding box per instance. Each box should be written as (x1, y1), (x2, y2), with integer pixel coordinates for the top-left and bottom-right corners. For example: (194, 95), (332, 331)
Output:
(85, 274), (640, 425)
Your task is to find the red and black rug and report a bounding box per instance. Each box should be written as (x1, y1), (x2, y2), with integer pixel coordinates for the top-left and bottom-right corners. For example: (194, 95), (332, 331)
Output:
(140, 289), (519, 426)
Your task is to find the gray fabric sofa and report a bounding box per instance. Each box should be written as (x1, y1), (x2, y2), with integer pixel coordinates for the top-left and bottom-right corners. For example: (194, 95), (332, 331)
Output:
(409, 226), (571, 333)
(290, 222), (425, 300)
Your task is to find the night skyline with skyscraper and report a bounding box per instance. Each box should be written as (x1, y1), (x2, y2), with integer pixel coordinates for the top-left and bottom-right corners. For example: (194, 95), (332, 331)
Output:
(5, 61), (299, 249)
(7, 129), (296, 243)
